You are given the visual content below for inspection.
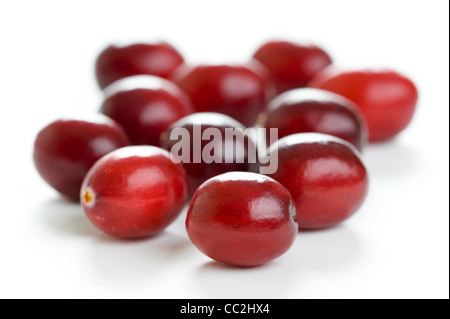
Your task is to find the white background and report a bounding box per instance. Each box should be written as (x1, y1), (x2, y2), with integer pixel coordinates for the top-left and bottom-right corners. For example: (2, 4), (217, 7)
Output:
(0, 0), (448, 299)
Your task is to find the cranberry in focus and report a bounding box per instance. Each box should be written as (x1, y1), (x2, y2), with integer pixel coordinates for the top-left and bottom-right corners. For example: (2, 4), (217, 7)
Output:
(253, 40), (332, 94)
(309, 69), (418, 141)
(186, 172), (297, 267)
(261, 88), (367, 151)
(81, 146), (188, 238)
(95, 42), (184, 89)
(160, 112), (256, 195)
(260, 133), (368, 230)
(171, 62), (275, 127)
(100, 75), (194, 146)
(33, 116), (129, 200)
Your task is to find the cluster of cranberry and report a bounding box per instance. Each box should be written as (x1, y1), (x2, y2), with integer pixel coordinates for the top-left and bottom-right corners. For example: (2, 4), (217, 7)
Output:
(34, 40), (418, 267)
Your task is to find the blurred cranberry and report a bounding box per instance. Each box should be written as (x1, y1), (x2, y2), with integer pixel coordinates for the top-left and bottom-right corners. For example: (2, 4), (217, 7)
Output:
(160, 113), (256, 195)
(186, 172), (297, 267)
(261, 88), (367, 150)
(34, 116), (130, 200)
(171, 62), (275, 127)
(260, 133), (368, 230)
(100, 75), (194, 146)
(81, 146), (188, 238)
(95, 42), (184, 89)
(309, 69), (418, 141)
(253, 40), (332, 94)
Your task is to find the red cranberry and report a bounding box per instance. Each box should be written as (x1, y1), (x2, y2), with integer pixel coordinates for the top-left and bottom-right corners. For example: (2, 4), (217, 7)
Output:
(81, 146), (188, 238)
(100, 75), (194, 146)
(95, 42), (184, 89)
(261, 88), (367, 151)
(186, 172), (297, 267)
(33, 116), (129, 200)
(160, 113), (256, 195)
(261, 133), (368, 230)
(253, 40), (332, 94)
(309, 69), (418, 141)
(171, 62), (275, 127)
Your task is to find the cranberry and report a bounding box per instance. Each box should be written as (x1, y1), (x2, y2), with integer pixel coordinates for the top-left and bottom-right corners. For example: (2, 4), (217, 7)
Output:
(171, 62), (275, 127)
(33, 116), (129, 200)
(95, 42), (184, 89)
(253, 40), (332, 94)
(81, 146), (188, 238)
(260, 133), (368, 230)
(186, 172), (297, 267)
(309, 69), (418, 141)
(100, 75), (194, 146)
(261, 88), (367, 151)
(160, 112), (256, 196)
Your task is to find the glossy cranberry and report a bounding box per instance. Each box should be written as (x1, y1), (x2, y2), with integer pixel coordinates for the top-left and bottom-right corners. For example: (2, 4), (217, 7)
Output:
(100, 75), (194, 146)
(171, 62), (275, 127)
(81, 146), (188, 238)
(160, 113), (256, 195)
(260, 133), (368, 230)
(253, 40), (332, 94)
(95, 42), (184, 89)
(186, 172), (297, 267)
(261, 88), (367, 151)
(309, 69), (418, 141)
(33, 116), (129, 200)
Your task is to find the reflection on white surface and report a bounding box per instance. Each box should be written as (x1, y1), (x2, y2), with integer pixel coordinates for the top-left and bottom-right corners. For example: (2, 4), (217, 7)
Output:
(192, 226), (361, 298)
(36, 197), (362, 298)
(364, 140), (418, 177)
(39, 198), (95, 238)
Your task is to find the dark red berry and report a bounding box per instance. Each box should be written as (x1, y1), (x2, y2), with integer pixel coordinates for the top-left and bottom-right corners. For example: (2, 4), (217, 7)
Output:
(100, 75), (194, 146)
(171, 62), (275, 127)
(261, 88), (367, 150)
(95, 42), (184, 89)
(33, 116), (129, 200)
(260, 133), (368, 230)
(309, 69), (418, 141)
(81, 146), (188, 238)
(186, 172), (297, 267)
(253, 40), (332, 94)
(160, 112), (256, 195)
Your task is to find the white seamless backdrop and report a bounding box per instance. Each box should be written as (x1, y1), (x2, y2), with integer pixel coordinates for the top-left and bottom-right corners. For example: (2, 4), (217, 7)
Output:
(0, 0), (448, 299)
